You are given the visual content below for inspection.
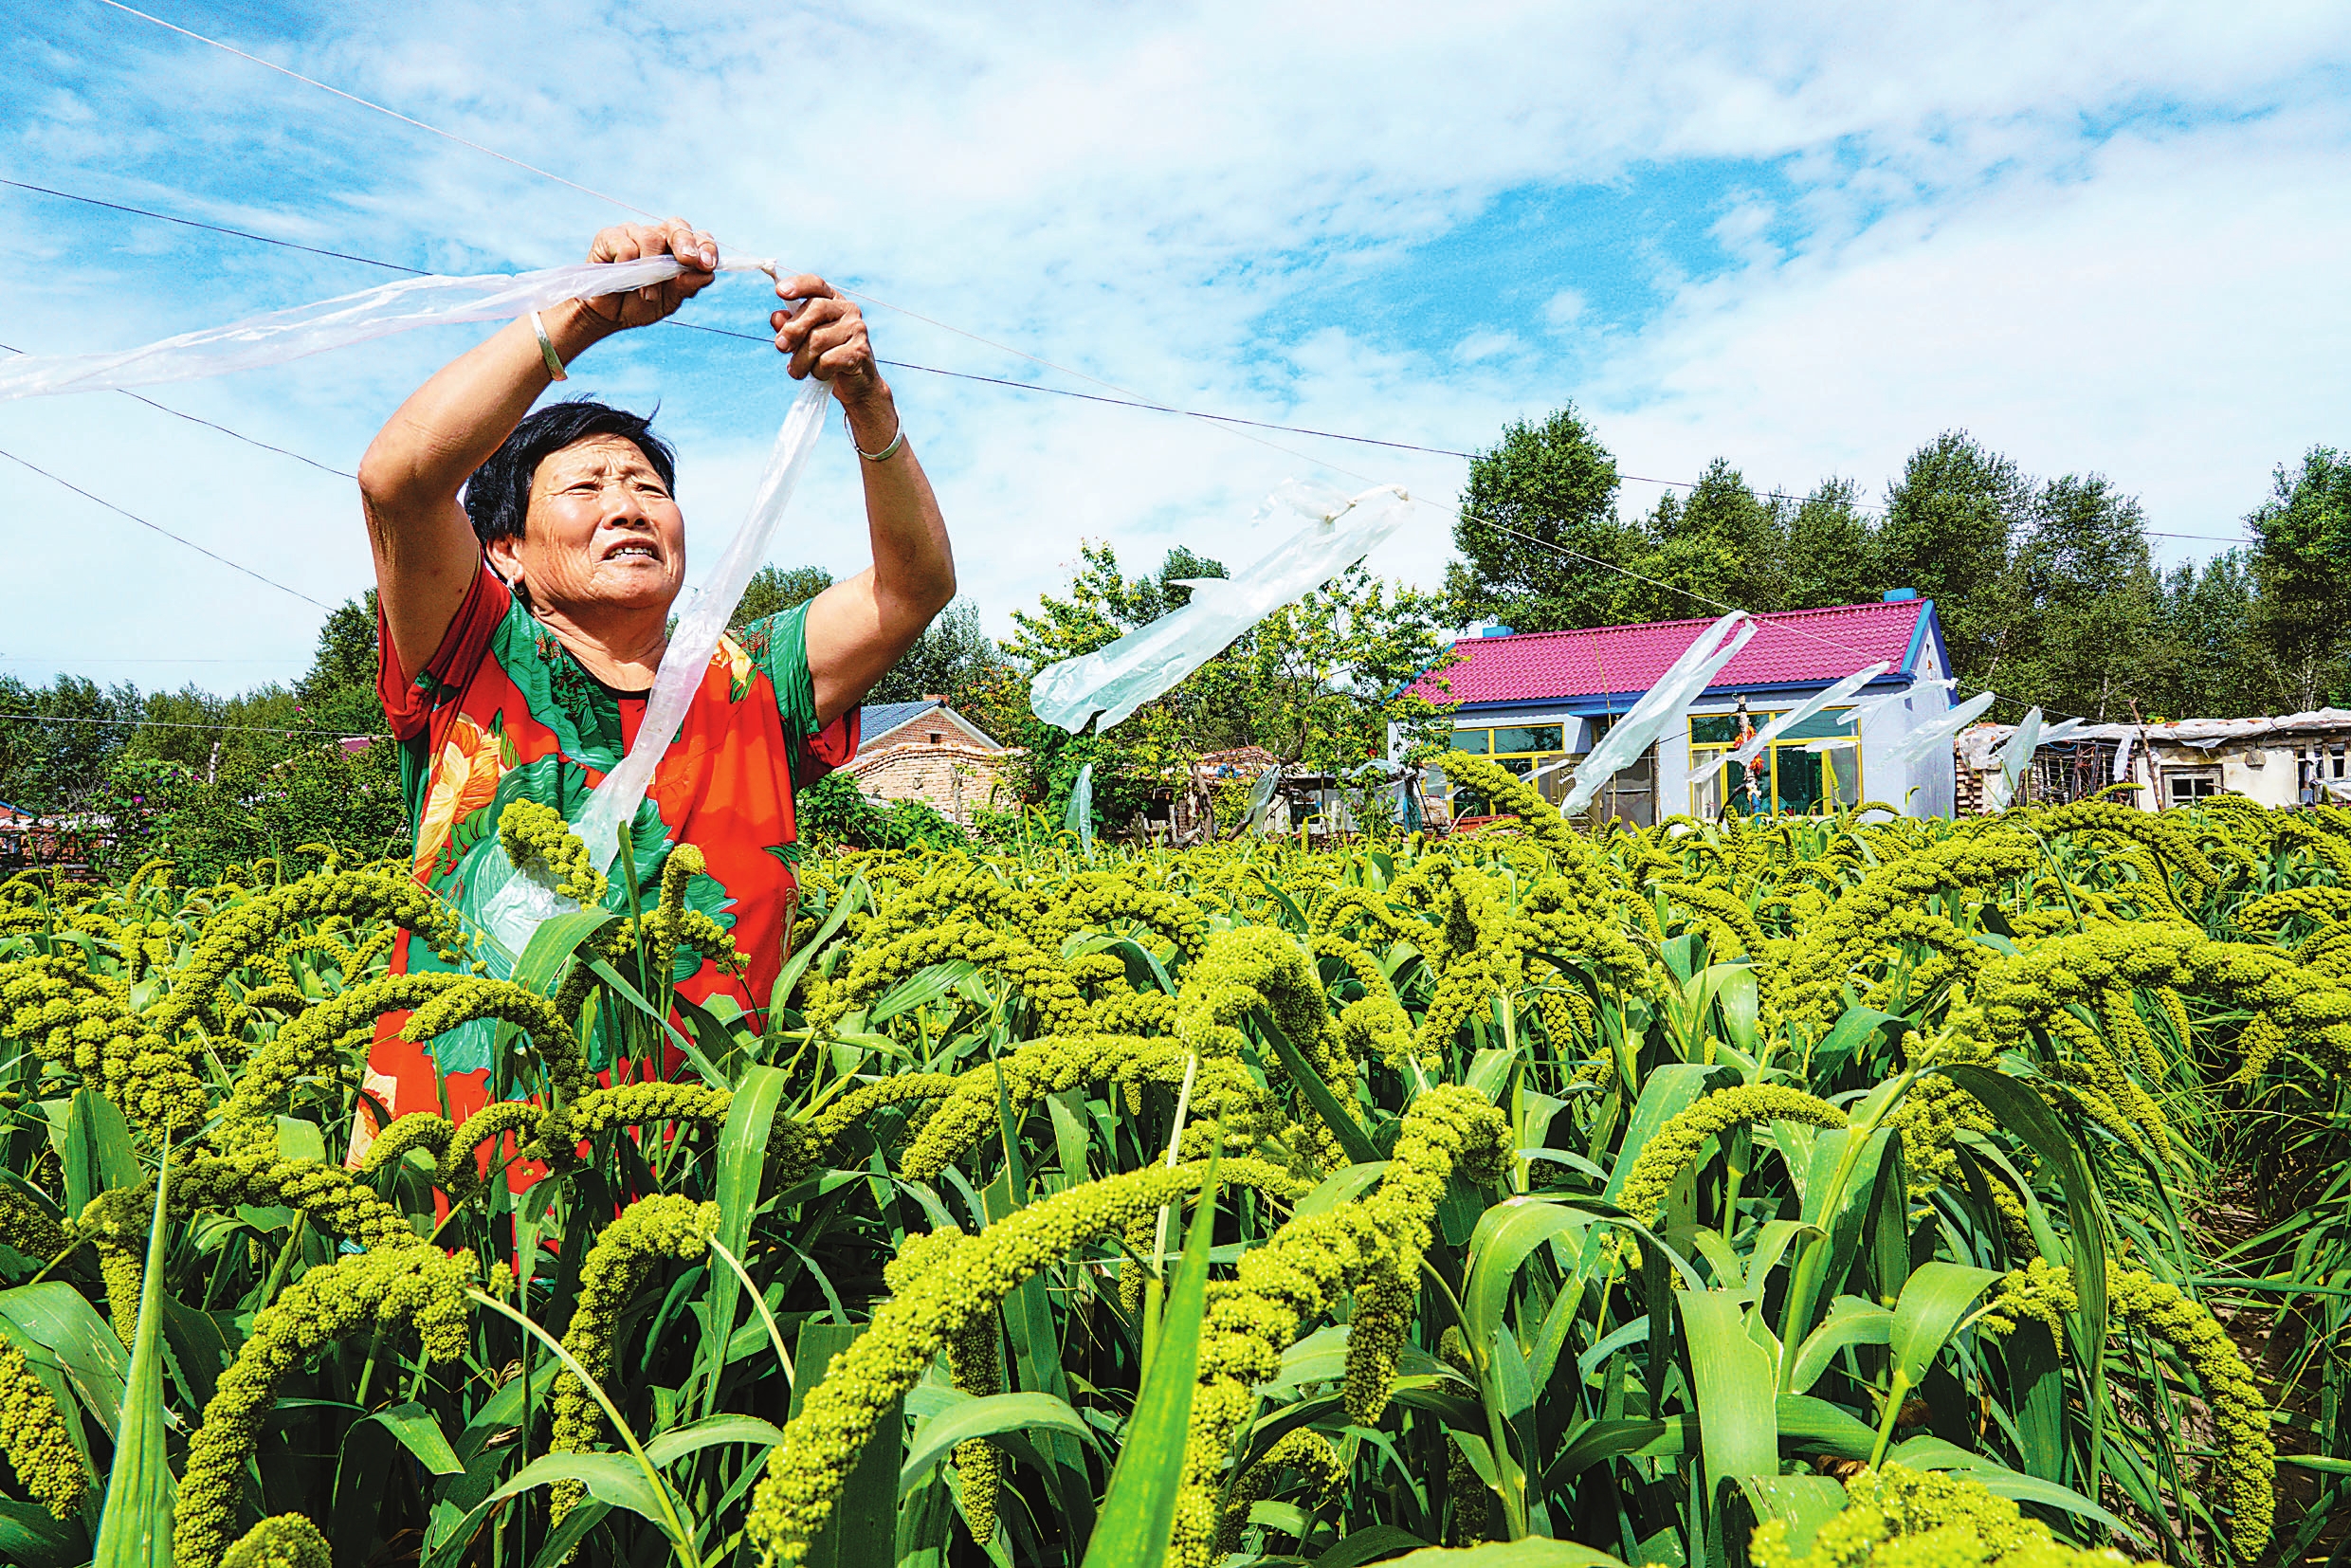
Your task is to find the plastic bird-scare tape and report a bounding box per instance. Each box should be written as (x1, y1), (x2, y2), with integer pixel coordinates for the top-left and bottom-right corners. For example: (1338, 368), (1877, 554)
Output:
(1029, 482), (1414, 735)
(0, 255), (775, 400)
(1564, 612), (1756, 817)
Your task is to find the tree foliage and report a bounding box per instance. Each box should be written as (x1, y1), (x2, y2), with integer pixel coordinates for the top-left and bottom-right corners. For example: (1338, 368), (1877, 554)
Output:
(1447, 410), (2348, 724)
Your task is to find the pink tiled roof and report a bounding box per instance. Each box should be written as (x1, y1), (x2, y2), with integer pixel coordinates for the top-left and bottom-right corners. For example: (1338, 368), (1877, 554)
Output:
(1413, 600), (1929, 706)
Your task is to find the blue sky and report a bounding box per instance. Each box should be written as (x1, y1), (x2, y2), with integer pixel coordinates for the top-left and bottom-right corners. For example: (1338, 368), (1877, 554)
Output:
(3, 1), (2347, 696)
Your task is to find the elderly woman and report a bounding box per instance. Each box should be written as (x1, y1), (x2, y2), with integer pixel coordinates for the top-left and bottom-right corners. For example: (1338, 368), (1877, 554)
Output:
(348, 218), (952, 1164)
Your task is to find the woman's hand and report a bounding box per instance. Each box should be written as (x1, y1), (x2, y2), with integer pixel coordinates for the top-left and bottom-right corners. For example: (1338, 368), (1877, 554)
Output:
(771, 276), (891, 416)
(579, 219), (719, 329)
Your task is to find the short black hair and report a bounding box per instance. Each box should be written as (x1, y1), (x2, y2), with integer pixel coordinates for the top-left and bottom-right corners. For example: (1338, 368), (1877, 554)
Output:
(463, 399), (678, 545)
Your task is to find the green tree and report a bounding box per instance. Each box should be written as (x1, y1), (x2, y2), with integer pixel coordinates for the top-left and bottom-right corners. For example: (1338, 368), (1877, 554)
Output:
(2248, 446), (2351, 709)
(1875, 431), (2033, 689)
(862, 599), (1013, 711)
(1612, 459), (1787, 624)
(1446, 405), (1636, 631)
(2006, 474), (2161, 720)
(2139, 551), (2270, 721)
(729, 564), (834, 631)
(1781, 478), (1878, 611)
(997, 541), (1451, 833)
(291, 590), (388, 739)
(0, 673), (143, 813)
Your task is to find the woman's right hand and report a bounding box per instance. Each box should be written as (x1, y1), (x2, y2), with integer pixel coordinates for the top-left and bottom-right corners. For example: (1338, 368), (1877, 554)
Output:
(579, 219), (719, 330)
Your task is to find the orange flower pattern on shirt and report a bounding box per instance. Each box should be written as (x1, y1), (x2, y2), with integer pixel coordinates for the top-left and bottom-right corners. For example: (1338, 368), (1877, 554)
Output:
(411, 711), (509, 881)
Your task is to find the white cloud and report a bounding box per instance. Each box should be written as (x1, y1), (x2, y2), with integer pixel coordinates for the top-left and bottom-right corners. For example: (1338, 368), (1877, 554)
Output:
(2, 0), (2347, 698)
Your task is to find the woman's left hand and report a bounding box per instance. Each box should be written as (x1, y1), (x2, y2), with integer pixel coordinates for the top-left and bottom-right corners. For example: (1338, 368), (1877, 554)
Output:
(771, 276), (889, 413)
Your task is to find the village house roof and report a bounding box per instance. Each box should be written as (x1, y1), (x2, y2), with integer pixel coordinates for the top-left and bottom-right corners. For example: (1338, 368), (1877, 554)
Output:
(1954, 708), (2351, 769)
(1412, 598), (1943, 708)
(855, 699), (1006, 754)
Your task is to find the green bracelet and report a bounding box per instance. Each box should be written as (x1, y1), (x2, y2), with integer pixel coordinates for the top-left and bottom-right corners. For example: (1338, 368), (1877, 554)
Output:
(529, 310), (568, 382)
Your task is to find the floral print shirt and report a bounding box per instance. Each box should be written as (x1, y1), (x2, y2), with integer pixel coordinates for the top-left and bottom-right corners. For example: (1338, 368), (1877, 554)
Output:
(355, 563), (854, 1158)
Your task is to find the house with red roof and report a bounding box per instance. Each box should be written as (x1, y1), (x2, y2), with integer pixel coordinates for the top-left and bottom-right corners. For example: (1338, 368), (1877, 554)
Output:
(1403, 592), (1955, 825)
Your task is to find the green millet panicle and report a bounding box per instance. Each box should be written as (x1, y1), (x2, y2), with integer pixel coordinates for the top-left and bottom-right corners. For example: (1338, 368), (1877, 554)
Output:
(174, 1246), (475, 1568)
(1750, 1464), (2149, 1568)
(219, 1514), (334, 1568)
(498, 797), (609, 903)
(549, 1196), (719, 1527)
(1614, 1083), (1847, 1228)
(885, 1229), (1005, 1544)
(1212, 1429), (1344, 1554)
(0, 1335), (88, 1518)
(743, 1158), (1306, 1568)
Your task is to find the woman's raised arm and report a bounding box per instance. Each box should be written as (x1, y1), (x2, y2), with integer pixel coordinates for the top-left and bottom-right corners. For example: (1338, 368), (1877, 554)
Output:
(356, 220), (717, 674)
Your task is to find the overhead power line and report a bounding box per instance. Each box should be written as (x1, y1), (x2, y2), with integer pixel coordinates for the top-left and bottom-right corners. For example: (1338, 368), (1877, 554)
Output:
(0, 177), (422, 273)
(0, 709), (386, 738)
(5, 173), (2263, 545)
(1, 339), (355, 477)
(0, 446), (334, 610)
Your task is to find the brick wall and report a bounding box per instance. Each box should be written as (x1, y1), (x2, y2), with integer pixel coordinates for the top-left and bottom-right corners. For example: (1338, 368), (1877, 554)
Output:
(847, 741), (1016, 826)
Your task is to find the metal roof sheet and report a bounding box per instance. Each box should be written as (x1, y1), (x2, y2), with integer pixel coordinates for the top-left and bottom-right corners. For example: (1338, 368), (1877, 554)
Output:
(1412, 600), (1932, 706)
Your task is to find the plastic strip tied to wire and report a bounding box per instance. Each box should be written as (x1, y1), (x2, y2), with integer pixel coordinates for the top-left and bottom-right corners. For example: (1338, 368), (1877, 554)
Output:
(1684, 661), (1889, 787)
(473, 371), (834, 959)
(1563, 611), (1757, 817)
(1885, 689), (1998, 769)
(1029, 481), (1414, 735)
(0, 254), (776, 400)
(1984, 706), (2083, 811)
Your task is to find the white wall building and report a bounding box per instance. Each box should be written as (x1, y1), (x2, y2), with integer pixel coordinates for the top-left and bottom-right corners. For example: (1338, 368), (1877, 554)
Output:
(1399, 594), (1958, 825)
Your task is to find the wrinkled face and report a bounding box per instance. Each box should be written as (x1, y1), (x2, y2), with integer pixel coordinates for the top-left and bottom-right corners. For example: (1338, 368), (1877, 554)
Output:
(487, 434), (685, 619)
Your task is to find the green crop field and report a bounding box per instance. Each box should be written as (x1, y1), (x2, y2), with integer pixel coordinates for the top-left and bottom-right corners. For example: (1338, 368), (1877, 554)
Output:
(3, 756), (2346, 1568)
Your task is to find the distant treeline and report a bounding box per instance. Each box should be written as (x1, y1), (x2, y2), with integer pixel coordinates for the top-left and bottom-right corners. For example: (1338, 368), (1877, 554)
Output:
(7, 419), (2343, 866)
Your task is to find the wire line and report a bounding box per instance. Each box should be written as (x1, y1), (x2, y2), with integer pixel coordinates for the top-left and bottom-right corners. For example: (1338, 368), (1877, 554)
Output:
(88, 0), (665, 224)
(0, 446), (334, 610)
(0, 709), (385, 738)
(0, 177), (424, 273)
(2, 174), (2264, 541)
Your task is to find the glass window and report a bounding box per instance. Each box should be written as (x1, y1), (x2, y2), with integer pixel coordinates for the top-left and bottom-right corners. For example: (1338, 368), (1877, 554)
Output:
(1689, 736), (1862, 816)
(1689, 714), (1748, 745)
(1492, 723), (1563, 755)
(1779, 708), (1855, 741)
(2167, 770), (2220, 803)
(1450, 728), (1490, 755)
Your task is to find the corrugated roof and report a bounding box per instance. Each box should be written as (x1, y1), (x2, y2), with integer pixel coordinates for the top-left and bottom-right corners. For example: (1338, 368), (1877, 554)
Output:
(855, 700), (1007, 753)
(1412, 600), (1932, 706)
(857, 701), (939, 743)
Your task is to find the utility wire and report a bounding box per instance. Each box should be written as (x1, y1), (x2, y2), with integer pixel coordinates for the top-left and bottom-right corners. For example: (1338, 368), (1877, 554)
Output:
(0, 177), (423, 273)
(0, 709), (385, 738)
(0, 446), (334, 610)
(1, 339), (355, 477)
(8, 172), (2262, 544)
(11, 24), (2252, 720)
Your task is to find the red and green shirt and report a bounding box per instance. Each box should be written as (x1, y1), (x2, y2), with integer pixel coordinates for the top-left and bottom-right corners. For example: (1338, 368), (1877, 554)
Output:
(355, 563), (854, 1157)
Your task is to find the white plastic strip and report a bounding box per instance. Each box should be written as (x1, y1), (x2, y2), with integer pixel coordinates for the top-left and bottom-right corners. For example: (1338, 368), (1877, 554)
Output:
(1840, 677), (1952, 735)
(476, 372), (832, 952)
(0, 255), (775, 400)
(1686, 662), (1889, 787)
(1886, 689), (1997, 767)
(1563, 611), (1755, 817)
(1030, 483), (1414, 735)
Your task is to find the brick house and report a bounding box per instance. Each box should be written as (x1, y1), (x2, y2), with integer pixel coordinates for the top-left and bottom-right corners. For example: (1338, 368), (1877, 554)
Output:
(844, 699), (1017, 826)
